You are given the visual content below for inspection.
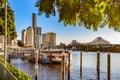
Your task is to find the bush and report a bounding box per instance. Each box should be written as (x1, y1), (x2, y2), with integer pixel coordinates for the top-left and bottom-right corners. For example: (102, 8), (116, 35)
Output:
(0, 58), (32, 80)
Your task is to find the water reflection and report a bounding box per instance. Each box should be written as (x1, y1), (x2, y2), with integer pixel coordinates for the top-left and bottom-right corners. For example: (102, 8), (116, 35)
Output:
(11, 51), (120, 80)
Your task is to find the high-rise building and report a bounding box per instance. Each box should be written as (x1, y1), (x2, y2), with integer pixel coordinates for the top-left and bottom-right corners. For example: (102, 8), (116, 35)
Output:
(35, 34), (41, 49)
(32, 13), (42, 48)
(22, 29), (26, 46)
(32, 13), (37, 29)
(42, 33), (49, 47)
(36, 27), (41, 36)
(32, 13), (36, 48)
(26, 26), (34, 47)
(21, 26), (42, 48)
(21, 13), (42, 48)
(35, 27), (42, 48)
(42, 32), (56, 48)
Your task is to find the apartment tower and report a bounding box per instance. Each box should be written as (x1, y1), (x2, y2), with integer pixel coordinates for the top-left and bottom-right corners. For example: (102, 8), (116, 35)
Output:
(22, 29), (26, 46)
(26, 26), (34, 47)
(42, 32), (56, 48)
(32, 13), (36, 48)
(22, 13), (42, 48)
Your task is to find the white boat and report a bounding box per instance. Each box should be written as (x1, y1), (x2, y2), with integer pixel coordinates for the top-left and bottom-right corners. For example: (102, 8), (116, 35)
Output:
(39, 49), (72, 64)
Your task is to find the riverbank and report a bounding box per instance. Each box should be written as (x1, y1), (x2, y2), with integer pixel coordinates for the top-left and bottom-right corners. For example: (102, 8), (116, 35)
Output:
(72, 50), (120, 53)
(68, 44), (120, 53)
(0, 57), (32, 80)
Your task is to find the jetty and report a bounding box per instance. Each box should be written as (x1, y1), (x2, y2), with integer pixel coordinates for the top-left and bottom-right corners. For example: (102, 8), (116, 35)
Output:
(8, 48), (72, 64)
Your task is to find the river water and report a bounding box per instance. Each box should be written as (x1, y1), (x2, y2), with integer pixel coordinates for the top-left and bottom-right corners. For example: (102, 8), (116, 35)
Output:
(11, 51), (120, 80)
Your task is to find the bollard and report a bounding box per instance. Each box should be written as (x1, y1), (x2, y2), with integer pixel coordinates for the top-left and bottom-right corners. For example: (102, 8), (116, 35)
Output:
(80, 51), (82, 79)
(61, 53), (65, 80)
(35, 49), (39, 80)
(107, 52), (111, 80)
(97, 51), (100, 80)
(68, 52), (71, 80)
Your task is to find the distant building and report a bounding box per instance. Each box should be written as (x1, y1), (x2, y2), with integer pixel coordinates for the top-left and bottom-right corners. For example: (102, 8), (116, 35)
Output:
(22, 26), (42, 48)
(0, 35), (17, 46)
(22, 29), (27, 46)
(36, 27), (41, 36)
(0, 35), (4, 49)
(0, 35), (17, 49)
(35, 34), (41, 49)
(42, 33), (49, 47)
(7, 38), (17, 46)
(35, 27), (42, 48)
(21, 13), (42, 48)
(26, 26), (34, 47)
(42, 32), (56, 48)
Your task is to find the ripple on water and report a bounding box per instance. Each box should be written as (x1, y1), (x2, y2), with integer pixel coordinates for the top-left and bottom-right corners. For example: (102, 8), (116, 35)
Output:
(11, 51), (120, 80)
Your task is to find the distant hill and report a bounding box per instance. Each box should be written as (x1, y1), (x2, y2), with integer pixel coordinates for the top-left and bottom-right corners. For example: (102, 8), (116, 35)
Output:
(87, 37), (111, 45)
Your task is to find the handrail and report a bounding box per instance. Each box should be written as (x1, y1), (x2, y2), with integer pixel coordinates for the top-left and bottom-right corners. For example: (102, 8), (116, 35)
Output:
(0, 61), (17, 80)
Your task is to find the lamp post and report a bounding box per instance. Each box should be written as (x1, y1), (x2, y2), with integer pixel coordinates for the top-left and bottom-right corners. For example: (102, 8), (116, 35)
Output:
(4, 0), (7, 67)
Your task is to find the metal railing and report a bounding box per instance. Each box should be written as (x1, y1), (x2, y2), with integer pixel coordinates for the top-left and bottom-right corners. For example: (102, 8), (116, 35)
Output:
(0, 62), (17, 80)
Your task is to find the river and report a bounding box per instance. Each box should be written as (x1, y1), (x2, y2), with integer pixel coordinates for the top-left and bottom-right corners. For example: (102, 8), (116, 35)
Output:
(11, 51), (120, 80)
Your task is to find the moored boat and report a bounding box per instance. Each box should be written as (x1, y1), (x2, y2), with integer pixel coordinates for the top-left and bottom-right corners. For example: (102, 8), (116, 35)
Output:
(39, 49), (72, 64)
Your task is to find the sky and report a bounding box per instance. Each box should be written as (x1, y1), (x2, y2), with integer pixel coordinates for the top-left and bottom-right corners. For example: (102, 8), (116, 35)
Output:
(9, 0), (120, 45)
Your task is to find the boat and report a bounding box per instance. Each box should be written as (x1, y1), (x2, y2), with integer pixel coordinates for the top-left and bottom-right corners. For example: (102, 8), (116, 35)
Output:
(39, 49), (72, 64)
(51, 55), (62, 64)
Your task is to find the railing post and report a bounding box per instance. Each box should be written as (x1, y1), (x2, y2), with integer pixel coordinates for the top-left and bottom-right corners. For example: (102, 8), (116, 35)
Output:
(80, 51), (82, 79)
(107, 52), (111, 80)
(97, 51), (100, 80)
(61, 52), (65, 80)
(68, 52), (71, 80)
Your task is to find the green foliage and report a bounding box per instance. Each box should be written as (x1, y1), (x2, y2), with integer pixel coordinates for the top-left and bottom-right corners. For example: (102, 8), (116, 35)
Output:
(0, 58), (32, 80)
(0, 0), (5, 8)
(35, 0), (120, 31)
(0, 5), (17, 39)
(17, 41), (24, 47)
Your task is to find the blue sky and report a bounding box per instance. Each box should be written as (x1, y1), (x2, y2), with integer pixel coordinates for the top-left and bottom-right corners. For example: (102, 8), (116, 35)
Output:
(9, 0), (120, 45)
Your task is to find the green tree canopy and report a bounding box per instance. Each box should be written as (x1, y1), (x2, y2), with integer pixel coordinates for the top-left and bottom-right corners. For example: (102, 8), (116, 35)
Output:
(17, 40), (24, 47)
(35, 0), (120, 31)
(0, 0), (7, 8)
(0, 3), (17, 40)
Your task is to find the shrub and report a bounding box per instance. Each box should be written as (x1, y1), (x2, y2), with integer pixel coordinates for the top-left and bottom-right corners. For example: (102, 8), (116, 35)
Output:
(0, 58), (32, 80)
